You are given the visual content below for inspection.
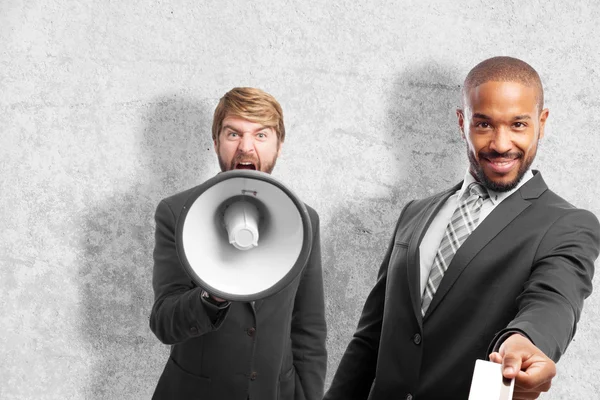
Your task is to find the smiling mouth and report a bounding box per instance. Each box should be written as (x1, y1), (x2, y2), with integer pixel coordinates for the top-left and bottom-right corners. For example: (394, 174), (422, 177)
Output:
(488, 159), (516, 166)
(484, 157), (518, 173)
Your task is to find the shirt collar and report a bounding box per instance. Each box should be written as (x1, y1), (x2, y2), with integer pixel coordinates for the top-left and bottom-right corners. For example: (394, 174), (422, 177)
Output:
(458, 168), (534, 205)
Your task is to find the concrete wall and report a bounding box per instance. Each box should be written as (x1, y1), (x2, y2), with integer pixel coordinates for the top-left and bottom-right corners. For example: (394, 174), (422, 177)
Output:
(2, 1), (599, 398)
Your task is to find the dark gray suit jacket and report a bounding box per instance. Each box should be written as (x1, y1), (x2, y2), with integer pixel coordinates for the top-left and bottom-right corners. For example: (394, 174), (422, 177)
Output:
(149, 185), (327, 400)
(324, 171), (599, 400)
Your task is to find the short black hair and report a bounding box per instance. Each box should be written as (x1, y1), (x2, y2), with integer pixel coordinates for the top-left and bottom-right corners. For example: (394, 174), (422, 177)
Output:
(462, 56), (544, 110)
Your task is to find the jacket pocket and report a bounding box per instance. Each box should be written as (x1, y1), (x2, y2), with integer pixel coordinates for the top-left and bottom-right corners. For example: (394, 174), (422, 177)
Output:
(153, 356), (211, 400)
(277, 365), (296, 400)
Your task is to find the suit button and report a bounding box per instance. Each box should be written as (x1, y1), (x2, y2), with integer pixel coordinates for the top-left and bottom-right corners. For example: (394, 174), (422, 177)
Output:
(406, 394), (413, 400)
(413, 333), (421, 345)
(250, 371), (258, 380)
(247, 327), (256, 337)
(190, 326), (198, 334)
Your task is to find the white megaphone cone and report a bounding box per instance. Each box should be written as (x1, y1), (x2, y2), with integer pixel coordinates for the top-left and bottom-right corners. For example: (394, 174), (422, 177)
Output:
(175, 170), (313, 302)
(223, 201), (259, 250)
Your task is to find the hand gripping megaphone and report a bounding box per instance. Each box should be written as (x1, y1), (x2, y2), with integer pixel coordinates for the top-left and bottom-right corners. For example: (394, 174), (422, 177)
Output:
(175, 170), (313, 302)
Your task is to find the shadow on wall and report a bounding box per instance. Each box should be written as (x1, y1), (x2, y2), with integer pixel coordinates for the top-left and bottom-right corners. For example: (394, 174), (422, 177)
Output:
(387, 62), (466, 197)
(78, 95), (216, 399)
(323, 62), (465, 387)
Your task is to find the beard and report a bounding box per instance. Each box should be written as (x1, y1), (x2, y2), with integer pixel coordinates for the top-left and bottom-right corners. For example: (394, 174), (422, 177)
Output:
(467, 144), (537, 192)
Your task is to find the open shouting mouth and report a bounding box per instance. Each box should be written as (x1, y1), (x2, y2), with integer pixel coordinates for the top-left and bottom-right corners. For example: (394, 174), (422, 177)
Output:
(234, 160), (257, 170)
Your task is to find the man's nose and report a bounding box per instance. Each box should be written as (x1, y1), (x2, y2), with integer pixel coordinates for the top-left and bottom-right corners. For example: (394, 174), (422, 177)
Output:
(238, 134), (255, 153)
(489, 128), (512, 154)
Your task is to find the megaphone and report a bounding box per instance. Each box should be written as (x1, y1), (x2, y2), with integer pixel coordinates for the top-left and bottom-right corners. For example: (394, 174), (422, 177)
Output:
(176, 170), (313, 302)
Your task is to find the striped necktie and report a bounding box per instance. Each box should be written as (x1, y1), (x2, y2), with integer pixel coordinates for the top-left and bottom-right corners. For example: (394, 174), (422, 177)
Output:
(421, 182), (489, 316)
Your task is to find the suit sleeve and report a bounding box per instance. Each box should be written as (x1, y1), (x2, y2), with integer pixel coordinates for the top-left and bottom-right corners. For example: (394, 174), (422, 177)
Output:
(324, 208), (408, 400)
(490, 208), (600, 361)
(149, 199), (231, 345)
(291, 208), (327, 400)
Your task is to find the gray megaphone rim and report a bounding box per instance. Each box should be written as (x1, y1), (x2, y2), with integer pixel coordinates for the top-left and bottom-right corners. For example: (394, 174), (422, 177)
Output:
(175, 170), (313, 302)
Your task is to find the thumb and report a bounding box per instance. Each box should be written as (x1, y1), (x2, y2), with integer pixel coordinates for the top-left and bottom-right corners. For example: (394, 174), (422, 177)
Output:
(501, 352), (522, 379)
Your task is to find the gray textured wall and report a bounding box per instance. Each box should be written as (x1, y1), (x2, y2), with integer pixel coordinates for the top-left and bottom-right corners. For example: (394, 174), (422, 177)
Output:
(2, 1), (599, 399)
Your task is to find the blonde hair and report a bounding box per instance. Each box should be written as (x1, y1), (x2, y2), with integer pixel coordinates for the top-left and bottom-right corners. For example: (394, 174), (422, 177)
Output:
(212, 87), (285, 143)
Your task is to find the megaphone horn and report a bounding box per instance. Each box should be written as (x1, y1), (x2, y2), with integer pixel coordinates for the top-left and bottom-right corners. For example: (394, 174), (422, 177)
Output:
(176, 170), (313, 302)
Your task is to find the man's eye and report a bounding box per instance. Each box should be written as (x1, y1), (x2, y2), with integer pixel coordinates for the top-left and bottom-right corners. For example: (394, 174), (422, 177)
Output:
(513, 122), (526, 128)
(228, 132), (239, 138)
(476, 122), (490, 129)
(257, 132), (267, 138)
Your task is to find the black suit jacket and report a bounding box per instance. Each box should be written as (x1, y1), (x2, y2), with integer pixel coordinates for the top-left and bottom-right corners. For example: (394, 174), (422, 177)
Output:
(149, 185), (327, 400)
(324, 171), (600, 399)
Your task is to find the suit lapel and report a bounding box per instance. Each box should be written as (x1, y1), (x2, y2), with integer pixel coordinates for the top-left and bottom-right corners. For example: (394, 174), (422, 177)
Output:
(250, 300), (263, 313)
(423, 171), (548, 320)
(406, 184), (460, 325)
(253, 299), (264, 312)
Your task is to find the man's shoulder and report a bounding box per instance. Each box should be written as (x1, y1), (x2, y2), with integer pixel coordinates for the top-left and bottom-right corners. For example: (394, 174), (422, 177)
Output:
(536, 186), (576, 210)
(390, 186), (459, 233)
(526, 172), (591, 214)
(158, 184), (204, 215)
(509, 172), (600, 235)
(162, 185), (200, 202)
(533, 186), (599, 228)
(406, 184), (460, 212)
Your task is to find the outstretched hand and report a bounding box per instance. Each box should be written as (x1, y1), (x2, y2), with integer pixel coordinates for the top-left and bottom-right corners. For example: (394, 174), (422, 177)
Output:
(489, 333), (556, 400)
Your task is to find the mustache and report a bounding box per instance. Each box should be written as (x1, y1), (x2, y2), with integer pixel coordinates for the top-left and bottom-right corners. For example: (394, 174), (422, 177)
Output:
(232, 155), (259, 164)
(478, 150), (523, 160)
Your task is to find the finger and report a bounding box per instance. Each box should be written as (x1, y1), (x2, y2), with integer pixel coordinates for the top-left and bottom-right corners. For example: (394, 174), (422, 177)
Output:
(514, 360), (556, 389)
(501, 352), (522, 379)
(519, 378), (552, 393)
(488, 352), (502, 363)
(512, 393), (539, 400)
(513, 385), (549, 400)
(514, 373), (552, 393)
(513, 374), (552, 400)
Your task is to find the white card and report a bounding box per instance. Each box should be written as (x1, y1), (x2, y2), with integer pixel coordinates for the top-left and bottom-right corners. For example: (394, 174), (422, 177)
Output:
(468, 359), (515, 400)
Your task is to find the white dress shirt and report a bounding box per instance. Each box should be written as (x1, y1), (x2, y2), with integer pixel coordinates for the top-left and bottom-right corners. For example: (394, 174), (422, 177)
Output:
(418, 169), (534, 296)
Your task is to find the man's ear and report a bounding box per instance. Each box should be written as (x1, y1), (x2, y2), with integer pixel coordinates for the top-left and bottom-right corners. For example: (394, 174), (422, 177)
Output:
(456, 108), (466, 139)
(277, 141), (283, 158)
(538, 108), (549, 140)
(213, 139), (219, 154)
